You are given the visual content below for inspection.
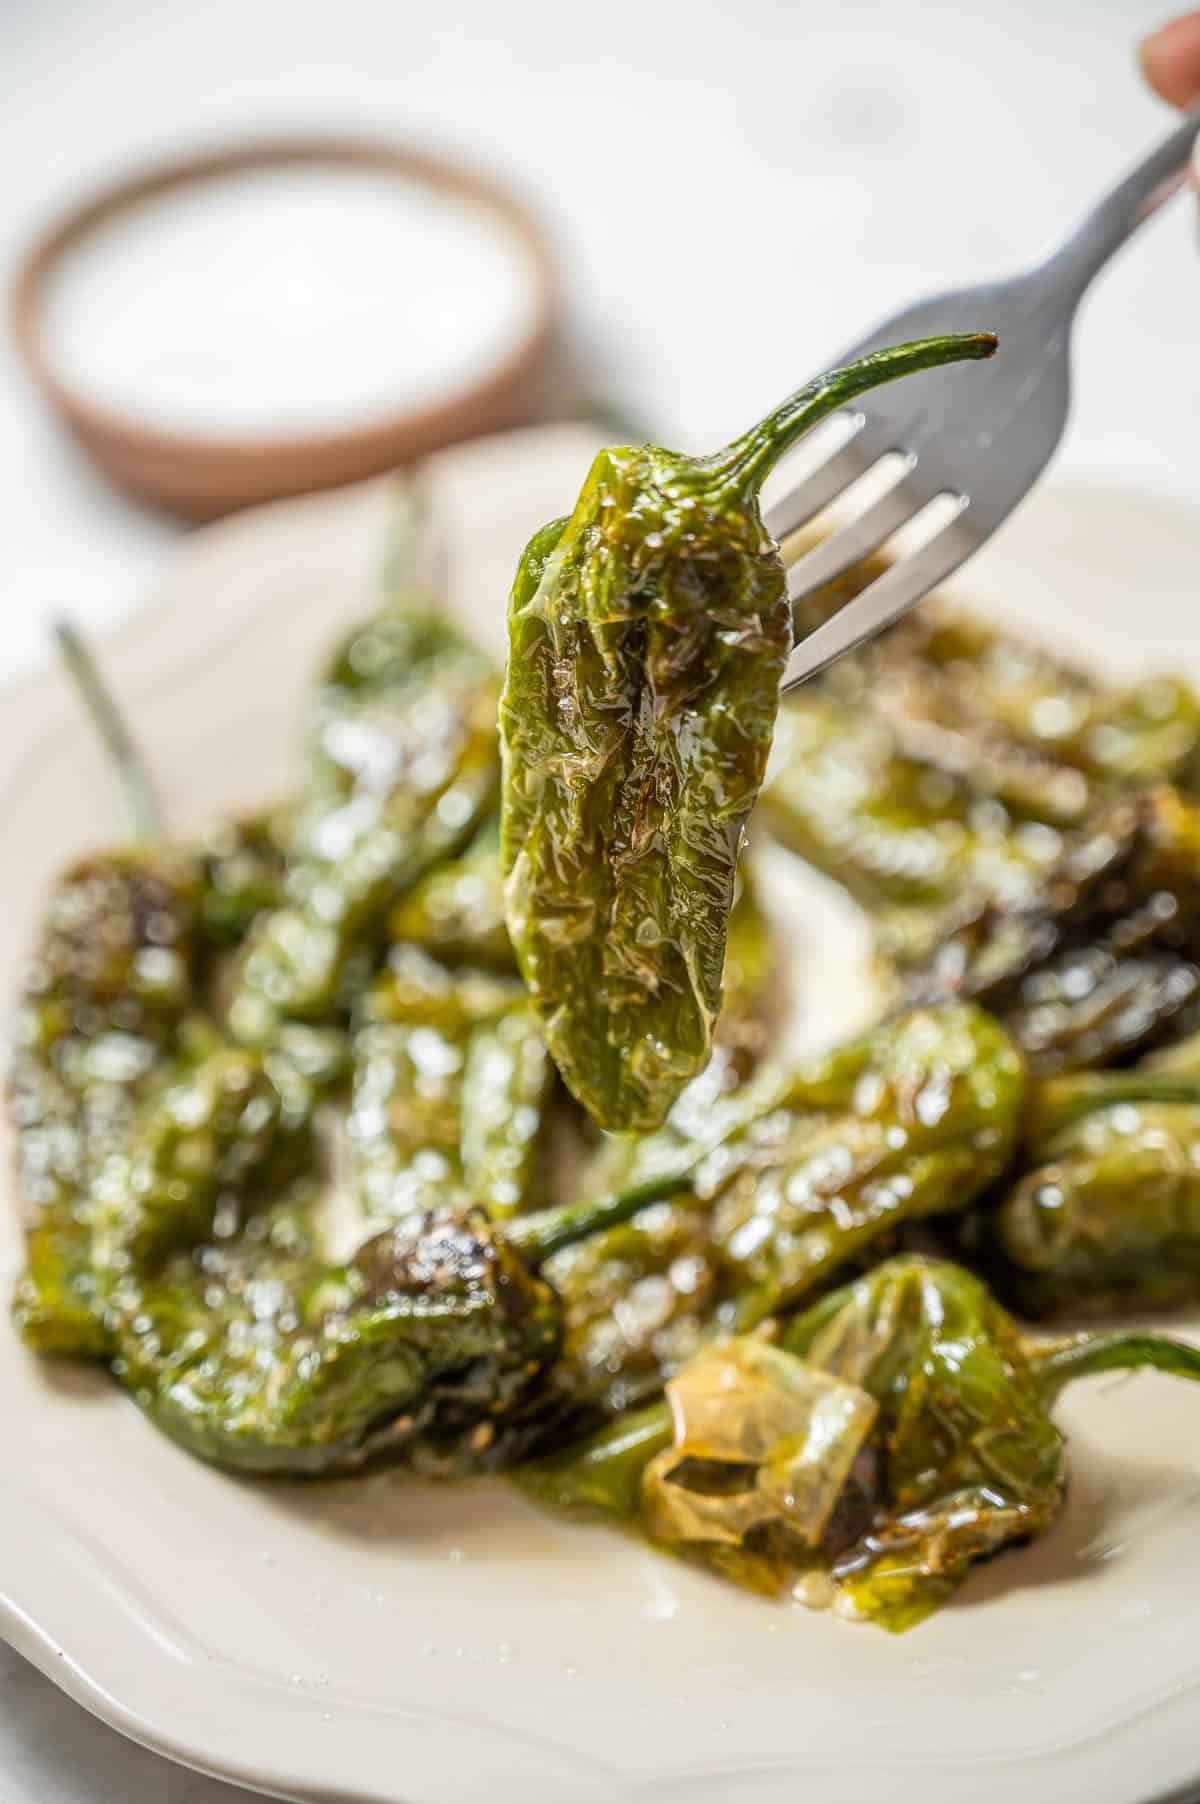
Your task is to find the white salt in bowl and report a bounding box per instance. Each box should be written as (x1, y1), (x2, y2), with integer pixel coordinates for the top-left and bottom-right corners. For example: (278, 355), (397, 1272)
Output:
(10, 137), (559, 518)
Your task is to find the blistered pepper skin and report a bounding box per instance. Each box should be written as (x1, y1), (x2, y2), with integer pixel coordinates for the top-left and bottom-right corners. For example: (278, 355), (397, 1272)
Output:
(521, 1256), (1200, 1629)
(910, 786), (1200, 1071)
(501, 338), (998, 1133)
(540, 1002), (1025, 1418)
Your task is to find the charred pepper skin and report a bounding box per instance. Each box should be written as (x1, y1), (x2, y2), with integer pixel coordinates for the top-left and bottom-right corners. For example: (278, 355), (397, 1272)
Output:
(908, 785), (1200, 1071)
(84, 1027), (564, 1475)
(846, 607), (1200, 828)
(113, 1197), (562, 1477)
(763, 577), (1200, 970)
(522, 1256), (1200, 1630)
(87, 1068), (686, 1476)
(761, 696), (1060, 967)
(9, 849), (205, 1356)
(500, 336), (997, 1134)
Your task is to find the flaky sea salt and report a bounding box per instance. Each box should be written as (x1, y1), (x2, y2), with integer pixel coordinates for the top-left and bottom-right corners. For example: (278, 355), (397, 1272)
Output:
(43, 164), (540, 439)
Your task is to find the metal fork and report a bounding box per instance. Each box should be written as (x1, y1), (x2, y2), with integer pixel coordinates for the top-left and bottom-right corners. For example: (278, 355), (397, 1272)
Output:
(772, 105), (1200, 693)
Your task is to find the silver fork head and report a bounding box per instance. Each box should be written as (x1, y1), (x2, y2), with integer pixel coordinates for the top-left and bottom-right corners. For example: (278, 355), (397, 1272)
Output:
(770, 102), (1200, 693)
(769, 272), (1075, 690)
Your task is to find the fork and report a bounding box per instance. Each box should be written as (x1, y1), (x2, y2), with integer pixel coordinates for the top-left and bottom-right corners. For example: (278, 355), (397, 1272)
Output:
(771, 105), (1200, 693)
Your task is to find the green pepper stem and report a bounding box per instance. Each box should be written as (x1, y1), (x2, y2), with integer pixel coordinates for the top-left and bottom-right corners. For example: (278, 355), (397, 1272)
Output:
(508, 1170), (692, 1265)
(378, 476), (442, 612)
(518, 1398), (674, 1516)
(717, 334), (998, 494)
(53, 619), (161, 841)
(1028, 1071), (1200, 1152)
(1033, 1330), (1200, 1404)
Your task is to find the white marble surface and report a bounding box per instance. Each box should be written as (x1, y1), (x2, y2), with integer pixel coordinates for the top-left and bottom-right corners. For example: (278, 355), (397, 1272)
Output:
(1, 0), (1198, 1799)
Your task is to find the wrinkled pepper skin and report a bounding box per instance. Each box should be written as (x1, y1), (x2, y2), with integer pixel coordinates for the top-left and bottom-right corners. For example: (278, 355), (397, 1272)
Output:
(702, 1001), (1025, 1328)
(779, 1258), (1200, 1628)
(113, 1199), (561, 1476)
(90, 1041), (315, 1280)
(9, 849), (204, 1355)
(576, 861), (779, 1204)
(81, 1022), (563, 1474)
(500, 337), (997, 1134)
(909, 786), (1200, 1071)
(852, 608), (1200, 828)
(763, 573), (1200, 970)
(522, 1256), (1200, 1630)
(349, 947), (554, 1223)
(762, 697), (1058, 966)
(541, 1193), (719, 1416)
(229, 609), (499, 1045)
(542, 1002), (1024, 1415)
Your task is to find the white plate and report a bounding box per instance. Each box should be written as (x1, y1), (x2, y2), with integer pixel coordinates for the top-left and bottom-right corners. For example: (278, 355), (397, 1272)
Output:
(3, 425), (1200, 1804)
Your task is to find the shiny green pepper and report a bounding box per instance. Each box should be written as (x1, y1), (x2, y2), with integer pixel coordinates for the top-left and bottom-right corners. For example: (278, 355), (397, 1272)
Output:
(349, 946), (554, 1223)
(522, 1256), (1200, 1629)
(500, 336), (997, 1133)
(542, 1002), (1024, 1415)
(9, 848), (204, 1355)
(910, 785), (1200, 1071)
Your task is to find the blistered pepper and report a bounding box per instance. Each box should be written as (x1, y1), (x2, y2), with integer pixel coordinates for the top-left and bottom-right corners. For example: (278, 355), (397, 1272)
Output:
(522, 1256), (1200, 1629)
(500, 336), (997, 1132)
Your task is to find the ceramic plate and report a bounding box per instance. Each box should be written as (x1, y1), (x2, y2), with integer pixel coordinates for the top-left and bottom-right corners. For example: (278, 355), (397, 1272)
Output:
(3, 425), (1200, 1804)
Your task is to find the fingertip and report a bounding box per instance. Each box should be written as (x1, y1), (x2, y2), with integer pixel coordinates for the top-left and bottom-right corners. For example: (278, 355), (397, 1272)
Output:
(1140, 11), (1200, 108)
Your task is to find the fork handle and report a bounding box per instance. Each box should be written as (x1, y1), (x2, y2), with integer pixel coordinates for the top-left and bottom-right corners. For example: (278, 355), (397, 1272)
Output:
(1043, 104), (1200, 298)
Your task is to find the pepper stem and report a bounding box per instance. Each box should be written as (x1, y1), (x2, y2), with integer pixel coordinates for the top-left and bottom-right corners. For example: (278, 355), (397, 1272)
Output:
(716, 334), (998, 494)
(507, 1170), (692, 1266)
(1032, 1330), (1200, 1405)
(53, 619), (161, 841)
(378, 475), (444, 611)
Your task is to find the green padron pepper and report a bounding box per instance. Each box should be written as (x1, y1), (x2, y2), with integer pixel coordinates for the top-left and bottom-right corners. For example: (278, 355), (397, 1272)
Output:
(761, 695), (1058, 966)
(500, 335), (997, 1133)
(909, 785), (1200, 1071)
(9, 848), (204, 1356)
(82, 1054), (681, 1475)
(388, 816), (515, 973)
(977, 1061), (1200, 1316)
(541, 1001), (1024, 1414)
(199, 808), (291, 948)
(349, 945), (554, 1223)
(522, 1256), (1200, 1629)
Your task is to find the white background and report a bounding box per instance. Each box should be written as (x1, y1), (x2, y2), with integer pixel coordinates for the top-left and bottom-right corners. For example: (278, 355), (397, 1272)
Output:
(2, 0), (1197, 1798)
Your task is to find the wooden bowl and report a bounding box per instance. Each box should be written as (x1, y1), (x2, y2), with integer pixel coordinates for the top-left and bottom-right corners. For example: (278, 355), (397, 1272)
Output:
(9, 136), (561, 519)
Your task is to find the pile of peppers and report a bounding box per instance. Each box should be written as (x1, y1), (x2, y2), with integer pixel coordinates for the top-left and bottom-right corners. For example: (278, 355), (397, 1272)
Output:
(12, 338), (1200, 1632)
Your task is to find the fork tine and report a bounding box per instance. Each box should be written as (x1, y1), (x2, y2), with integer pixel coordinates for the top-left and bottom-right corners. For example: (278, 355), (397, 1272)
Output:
(781, 509), (974, 692)
(762, 429), (870, 542)
(785, 478), (925, 606)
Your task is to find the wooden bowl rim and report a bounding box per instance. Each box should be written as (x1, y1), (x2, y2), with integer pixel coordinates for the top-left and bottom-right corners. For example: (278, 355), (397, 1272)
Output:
(9, 133), (559, 483)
